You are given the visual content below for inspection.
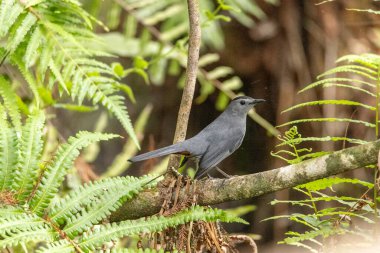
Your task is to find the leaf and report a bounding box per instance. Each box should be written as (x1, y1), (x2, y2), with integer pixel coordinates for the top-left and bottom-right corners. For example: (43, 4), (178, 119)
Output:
(282, 100), (376, 114)
(12, 111), (45, 202)
(53, 103), (98, 112)
(0, 105), (18, 191)
(296, 177), (374, 191)
(29, 131), (119, 215)
(277, 118), (375, 128)
(43, 206), (247, 252)
(0, 76), (22, 132)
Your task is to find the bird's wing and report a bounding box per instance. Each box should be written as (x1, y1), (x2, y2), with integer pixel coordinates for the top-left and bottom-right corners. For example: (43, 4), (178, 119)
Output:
(199, 129), (244, 170)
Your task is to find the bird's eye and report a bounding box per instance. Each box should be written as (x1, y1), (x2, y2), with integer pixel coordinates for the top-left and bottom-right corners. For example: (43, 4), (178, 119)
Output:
(240, 100), (246, 105)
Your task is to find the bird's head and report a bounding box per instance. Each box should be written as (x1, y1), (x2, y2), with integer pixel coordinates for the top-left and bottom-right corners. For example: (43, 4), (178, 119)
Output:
(228, 96), (265, 115)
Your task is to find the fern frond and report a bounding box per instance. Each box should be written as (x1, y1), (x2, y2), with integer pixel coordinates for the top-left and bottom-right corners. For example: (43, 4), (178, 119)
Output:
(79, 206), (246, 251)
(0, 206), (25, 217)
(337, 54), (379, 69)
(277, 118), (375, 128)
(0, 106), (18, 191)
(12, 111), (45, 202)
(0, 75), (22, 131)
(0, 0), (23, 37)
(271, 196), (369, 206)
(0, 226), (55, 249)
(0, 212), (48, 237)
(24, 26), (42, 67)
(50, 175), (157, 228)
(35, 240), (72, 253)
(0, 207), (54, 248)
(302, 83), (375, 97)
(7, 13), (38, 54)
(45, 206), (246, 252)
(0, 0), (140, 148)
(298, 77), (376, 93)
(276, 136), (367, 146)
(296, 178), (374, 191)
(13, 58), (41, 106)
(280, 227), (339, 245)
(317, 65), (377, 80)
(29, 131), (119, 215)
(282, 100), (376, 114)
(313, 211), (374, 223)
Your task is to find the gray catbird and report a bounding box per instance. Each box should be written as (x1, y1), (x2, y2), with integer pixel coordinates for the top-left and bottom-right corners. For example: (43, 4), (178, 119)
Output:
(128, 96), (265, 178)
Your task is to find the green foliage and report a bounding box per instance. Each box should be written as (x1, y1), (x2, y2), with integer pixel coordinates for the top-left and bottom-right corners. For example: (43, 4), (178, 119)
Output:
(272, 52), (380, 251)
(91, 0), (278, 135)
(266, 176), (377, 252)
(271, 126), (330, 164)
(0, 0), (140, 148)
(281, 53), (380, 144)
(0, 107), (244, 252)
(39, 206), (245, 252)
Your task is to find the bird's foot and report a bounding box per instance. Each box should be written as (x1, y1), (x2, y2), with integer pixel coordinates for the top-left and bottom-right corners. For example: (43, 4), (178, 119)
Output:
(215, 167), (232, 178)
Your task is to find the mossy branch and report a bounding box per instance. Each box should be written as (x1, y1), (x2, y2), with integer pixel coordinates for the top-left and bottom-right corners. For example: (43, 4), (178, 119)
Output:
(110, 140), (380, 221)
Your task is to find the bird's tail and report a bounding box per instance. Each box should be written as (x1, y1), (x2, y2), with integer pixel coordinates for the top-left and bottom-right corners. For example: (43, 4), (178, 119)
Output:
(128, 143), (184, 162)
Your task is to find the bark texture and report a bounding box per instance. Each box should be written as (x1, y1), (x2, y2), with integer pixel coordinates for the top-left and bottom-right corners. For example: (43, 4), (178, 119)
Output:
(167, 0), (201, 170)
(110, 140), (380, 221)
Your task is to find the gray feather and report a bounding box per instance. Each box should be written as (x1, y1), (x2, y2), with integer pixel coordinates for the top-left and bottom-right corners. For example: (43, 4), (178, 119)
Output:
(128, 143), (186, 162)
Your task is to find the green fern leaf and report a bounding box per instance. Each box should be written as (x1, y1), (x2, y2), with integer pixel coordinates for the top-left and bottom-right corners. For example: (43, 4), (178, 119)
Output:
(8, 13), (37, 54)
(0, 111), (18, 191)
(0, 75), (22, 132)
(24, 26), (42, 67)
(43, 206), (246, 252)
(48, 59), (69, 93)
(38, 37), (54, 80)
(277, 118), (375, 128)
(317, 65), (377, 80)
(280, 226), (338, 245)
(29, 131), (119, 215)
(97, 94), (140, 149)
(276, 136), (367, 146)
(296, 177), (374, 191)
(300, 82), (375, 97)
(13, 59), (41, 106)
(282, 100), (376, 114)
(0, 225), (54, 249)
(337, 54), (379, 69)
(0, 0), (23, 37)
(35, 241), (72, 253)
(299, 78), (375, 93)
(0, 206), (24, 217)
(12, 111), (45, 202)
(0, 212), (48, 238)
(50, 175), (157, 226)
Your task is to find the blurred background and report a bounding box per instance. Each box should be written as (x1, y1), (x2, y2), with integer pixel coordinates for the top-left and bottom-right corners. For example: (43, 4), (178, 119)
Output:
(54, 0), (380, 252)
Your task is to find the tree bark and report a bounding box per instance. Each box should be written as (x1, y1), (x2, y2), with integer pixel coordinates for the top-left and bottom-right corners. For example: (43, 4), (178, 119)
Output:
(167, 0), (201, 171)
(110, 139), (380, 221)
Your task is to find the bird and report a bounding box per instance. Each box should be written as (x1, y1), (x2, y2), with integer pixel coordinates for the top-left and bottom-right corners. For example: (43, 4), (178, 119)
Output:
(128, 96), (265, 179)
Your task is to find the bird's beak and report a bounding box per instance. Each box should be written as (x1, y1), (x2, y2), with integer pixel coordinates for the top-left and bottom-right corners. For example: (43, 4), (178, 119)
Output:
(249, 99), (266, 105)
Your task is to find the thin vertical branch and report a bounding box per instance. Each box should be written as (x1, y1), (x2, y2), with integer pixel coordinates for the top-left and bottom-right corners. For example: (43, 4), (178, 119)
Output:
(166, 0), (201, 172)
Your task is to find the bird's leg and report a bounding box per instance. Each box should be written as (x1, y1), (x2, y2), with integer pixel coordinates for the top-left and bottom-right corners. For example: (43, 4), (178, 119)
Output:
(215, 166), (232, 178)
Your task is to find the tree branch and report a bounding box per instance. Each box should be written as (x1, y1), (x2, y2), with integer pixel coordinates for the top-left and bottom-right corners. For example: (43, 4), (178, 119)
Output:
(110, 140), (380, 221)
(167, 0), (201, 170)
